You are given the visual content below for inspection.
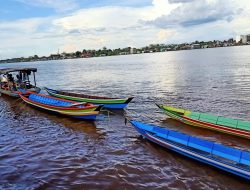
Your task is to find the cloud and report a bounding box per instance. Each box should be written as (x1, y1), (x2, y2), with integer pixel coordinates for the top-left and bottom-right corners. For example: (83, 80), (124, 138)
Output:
(168, 0), (194, 3)
(52, 1), (178, 34)
(15, 0), (78, 12)
(157, 29), (176, 41)
(0, 0), (179, 58)
(0, 16), (63, 58)
(47, 1), (179, 52)
(146, 0), (241, 28)
(0, 0), (250, 59)
(68, 29), (81, 34)
(0, 17), (49, 33)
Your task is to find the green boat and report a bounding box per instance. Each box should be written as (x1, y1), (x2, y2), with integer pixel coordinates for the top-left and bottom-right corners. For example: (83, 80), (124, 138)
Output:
(44, 87), (133, 109)
(0, 68), (41, 97)
(157, 104), (250, 139)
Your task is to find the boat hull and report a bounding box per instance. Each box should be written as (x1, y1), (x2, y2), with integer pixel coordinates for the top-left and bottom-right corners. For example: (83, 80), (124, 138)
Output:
(45, 87), (133, 109)
(0, 87), (41, 98)
(71, 115), (97, 120)
(0, 88), (19, 97)
(157, 104), (250, 139)
(19, 93), (101, 120)
(90, 103), (129, 109)
(130, 120), (250, 180)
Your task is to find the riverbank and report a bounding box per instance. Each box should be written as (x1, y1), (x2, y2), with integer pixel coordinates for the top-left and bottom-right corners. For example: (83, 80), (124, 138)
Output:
(1, 39), (249, 64)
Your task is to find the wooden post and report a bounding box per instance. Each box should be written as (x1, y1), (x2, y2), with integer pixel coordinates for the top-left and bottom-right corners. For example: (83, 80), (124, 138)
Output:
(33, 72), (36, 87)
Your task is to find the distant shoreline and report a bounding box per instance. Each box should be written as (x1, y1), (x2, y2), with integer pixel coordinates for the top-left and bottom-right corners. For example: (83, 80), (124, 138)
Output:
(1, 42), (249, 64)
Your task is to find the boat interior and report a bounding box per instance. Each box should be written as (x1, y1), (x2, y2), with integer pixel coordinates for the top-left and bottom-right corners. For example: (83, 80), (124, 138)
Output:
(0, 68), (38, 92)
(56, 90), (116, 100)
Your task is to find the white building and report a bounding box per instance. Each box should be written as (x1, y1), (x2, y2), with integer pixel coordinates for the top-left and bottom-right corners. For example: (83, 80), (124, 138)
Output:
(236, 34), (250, 44)
(242, 35), (250, 44)
(191, 44), (201, 49)
(130, 48), (137, 54)
(236, 35), (241, 43)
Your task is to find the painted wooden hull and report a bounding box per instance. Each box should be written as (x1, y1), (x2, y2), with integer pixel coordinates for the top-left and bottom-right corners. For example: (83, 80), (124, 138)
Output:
(19, 92), (102, 120)
(45, 87), (133, 109)
(0, 87), (41, 98)
(157, 104), (250, 139)
(130, 120), (250, 180)
(0, 88), (19, 97)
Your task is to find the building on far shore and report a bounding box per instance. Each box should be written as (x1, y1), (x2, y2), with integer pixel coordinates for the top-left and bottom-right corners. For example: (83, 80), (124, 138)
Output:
(1, 37), (249, 64)
(236, 34), (250, 44)
(191, 44), (201, 49)
(130, 48), (137, 54)
(242, 35), (250, 44)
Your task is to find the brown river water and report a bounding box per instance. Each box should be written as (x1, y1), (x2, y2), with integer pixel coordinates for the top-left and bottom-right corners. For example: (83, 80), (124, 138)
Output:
(0, 46), (250, 189)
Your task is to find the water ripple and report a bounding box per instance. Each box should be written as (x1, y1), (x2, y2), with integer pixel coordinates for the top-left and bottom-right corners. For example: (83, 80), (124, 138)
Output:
(1, 46), (250, 189)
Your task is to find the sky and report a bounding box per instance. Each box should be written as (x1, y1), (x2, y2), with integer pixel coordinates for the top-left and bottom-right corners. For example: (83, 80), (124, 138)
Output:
(0, 0), (250, 59)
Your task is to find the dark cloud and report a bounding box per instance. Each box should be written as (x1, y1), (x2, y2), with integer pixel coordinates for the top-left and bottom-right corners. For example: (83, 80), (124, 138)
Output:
(67, 27), (106, 35)
(31, 27), (107, 40)
(180, 17), (218, 27)
(94, 27), (106, 32)
(146, 0), (240, 28)
(122, 25), (145, 31)
(68, 29), (81, 34)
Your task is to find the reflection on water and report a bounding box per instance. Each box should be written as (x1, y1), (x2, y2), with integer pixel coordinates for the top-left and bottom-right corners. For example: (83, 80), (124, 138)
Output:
(1, 46), (250, 189)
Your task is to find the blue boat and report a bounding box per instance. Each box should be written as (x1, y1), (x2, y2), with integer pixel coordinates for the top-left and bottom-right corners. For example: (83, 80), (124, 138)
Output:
(19, 91), (102, 120)
(130, 120), (250, 180)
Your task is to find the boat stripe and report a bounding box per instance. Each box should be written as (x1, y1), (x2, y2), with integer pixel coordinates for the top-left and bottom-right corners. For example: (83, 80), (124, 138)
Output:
(183, 117), (250, 137)
(183, 116), (250, 135)
(162, 110), (250, 138)
(47, 89), (127, 103)
(21, 96), (98, 116)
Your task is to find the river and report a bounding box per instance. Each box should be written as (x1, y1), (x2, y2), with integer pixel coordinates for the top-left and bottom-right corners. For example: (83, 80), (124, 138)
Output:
(0, 46), (250, 189)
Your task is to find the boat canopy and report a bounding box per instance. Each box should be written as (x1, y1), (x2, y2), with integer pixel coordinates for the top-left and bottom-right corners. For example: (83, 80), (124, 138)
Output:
(0, 68), (37, 75)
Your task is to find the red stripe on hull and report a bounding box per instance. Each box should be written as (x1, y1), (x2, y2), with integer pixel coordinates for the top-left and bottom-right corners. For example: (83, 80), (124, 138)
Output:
(182, 116), (250, 138)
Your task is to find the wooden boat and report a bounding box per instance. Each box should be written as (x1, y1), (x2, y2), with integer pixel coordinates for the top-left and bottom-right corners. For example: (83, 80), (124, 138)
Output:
(130, 120), (250, 180)
(19, 91), (102, 120)
(0, 68), (40, 97)
(156, 104), (250, 139)
(44, 87), (133, 109)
